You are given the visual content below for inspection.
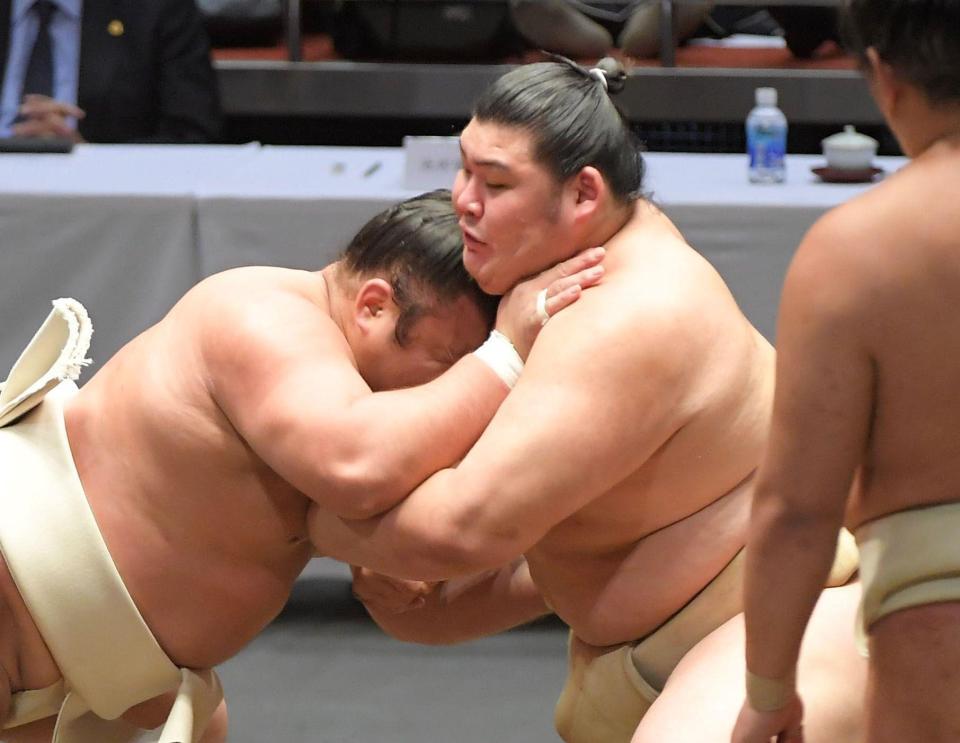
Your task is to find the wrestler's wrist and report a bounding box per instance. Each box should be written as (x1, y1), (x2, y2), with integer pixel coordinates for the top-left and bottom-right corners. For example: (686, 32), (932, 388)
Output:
(745, 669), (796, 712)
(473, 330), (523, 389)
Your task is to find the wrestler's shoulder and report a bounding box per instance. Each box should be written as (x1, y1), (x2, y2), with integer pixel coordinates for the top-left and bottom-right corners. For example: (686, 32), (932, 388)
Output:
(174, 267), (336, 350)
(811, 158), (932, 247)
(782, 202), (905, 327)
(547, 266), (715, 376)
(606, 245), (725, 321)
(192, 266), (319, 294)
(173, 267), (323, 317)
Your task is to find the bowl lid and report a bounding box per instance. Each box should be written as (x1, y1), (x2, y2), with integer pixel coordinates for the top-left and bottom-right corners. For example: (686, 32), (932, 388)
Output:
(822, 125), (878, 150)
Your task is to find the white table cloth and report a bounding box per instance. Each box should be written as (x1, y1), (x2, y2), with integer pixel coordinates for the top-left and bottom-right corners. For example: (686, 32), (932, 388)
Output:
(0, 144), (906, 374)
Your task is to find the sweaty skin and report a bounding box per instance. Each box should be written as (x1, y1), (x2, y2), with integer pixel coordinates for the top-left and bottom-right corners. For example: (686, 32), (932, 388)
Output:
(498, 206), (773, 648)
(308, 197), (775, 649)
(736, 132), (960, 743)
(0, 250), (601, 734)
(319, 115), (867, 743)
(0, 267), (480, 694)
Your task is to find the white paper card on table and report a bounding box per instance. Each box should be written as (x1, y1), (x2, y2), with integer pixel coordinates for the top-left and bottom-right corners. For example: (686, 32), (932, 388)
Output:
(403, 136), (461, 191)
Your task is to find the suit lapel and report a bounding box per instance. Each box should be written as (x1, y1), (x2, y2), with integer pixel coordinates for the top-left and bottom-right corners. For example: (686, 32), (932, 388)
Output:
(0, 0), (12, 87)
(77, 0), (123, 106)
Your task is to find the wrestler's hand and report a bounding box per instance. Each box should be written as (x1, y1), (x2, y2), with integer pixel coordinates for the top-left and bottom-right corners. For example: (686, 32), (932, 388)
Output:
(13, 95), (86, 141)
(495, 246), (605, 360)
(350, 565), (439, 614)
(731, 695), (804, 743)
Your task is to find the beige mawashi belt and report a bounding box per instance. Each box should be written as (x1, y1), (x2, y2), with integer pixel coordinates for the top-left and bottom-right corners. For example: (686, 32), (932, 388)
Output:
(0, 300), (222, 742)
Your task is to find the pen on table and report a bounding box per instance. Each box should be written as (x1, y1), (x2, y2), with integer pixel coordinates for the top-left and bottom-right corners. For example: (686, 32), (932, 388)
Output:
(363, 161), (382, 178)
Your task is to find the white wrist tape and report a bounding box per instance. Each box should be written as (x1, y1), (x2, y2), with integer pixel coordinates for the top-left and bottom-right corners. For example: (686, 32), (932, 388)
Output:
(746, 669), (796, 712)
(473, 330), (523, 389)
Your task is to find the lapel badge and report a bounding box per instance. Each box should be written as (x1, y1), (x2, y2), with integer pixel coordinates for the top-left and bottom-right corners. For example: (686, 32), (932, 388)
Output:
(107, 19), (124, 37)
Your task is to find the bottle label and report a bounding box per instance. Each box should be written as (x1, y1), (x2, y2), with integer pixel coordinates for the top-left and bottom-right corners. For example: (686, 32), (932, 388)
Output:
(748, 128), (786, 169)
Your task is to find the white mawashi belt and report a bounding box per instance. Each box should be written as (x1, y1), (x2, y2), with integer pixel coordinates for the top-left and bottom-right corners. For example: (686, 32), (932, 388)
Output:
(0, 300), (222, 742)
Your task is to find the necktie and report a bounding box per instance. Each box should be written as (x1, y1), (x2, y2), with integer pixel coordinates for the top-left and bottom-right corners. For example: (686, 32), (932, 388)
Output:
(21, 0), (55, 99)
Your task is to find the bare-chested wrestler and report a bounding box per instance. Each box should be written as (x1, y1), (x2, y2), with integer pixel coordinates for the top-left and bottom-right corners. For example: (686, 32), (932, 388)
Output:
(0, 190), (602, 743)
(306, 59), (865, 743)
(731, 1), (960, 742)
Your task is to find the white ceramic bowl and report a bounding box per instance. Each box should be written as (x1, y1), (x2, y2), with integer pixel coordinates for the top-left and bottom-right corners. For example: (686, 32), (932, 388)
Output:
(822, 125), (878, 170)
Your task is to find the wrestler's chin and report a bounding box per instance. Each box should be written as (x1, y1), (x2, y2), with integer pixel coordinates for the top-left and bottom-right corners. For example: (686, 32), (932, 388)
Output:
(463, 249), (501, 295)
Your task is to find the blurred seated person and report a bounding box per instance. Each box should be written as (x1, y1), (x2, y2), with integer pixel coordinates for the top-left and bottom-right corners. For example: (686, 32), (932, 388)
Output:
(198, 0), (281, 48)
(767, 6), (842, 58)
(0, 0), (222, 143)
(509, 0), (713, 59)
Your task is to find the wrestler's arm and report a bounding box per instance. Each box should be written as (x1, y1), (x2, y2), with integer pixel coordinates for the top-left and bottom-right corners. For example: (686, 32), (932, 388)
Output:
(353, 558), (551, 644)
(308, 284), (694, 578)
(207, 289), (505, 520)
(203, 257), (598, 519)
(734, 215), (874, 737)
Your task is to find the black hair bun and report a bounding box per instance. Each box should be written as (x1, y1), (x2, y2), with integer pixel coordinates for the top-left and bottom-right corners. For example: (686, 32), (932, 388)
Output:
(594, 57), (627, 95)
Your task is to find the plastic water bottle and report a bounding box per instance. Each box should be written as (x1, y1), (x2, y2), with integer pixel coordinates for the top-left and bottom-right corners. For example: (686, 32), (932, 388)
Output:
(746, 87), (787, 184)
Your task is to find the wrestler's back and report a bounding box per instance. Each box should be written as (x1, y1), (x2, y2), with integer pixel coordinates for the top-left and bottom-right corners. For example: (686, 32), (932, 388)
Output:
(528, 206), (775, 646)
(65, 267), (325, 670)
(838, 141), (960, 527)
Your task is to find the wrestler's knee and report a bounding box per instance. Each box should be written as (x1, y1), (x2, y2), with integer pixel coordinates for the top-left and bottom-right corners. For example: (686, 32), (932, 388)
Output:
(0, 715), (56, 743)
(789, 585), (865, 743)
(555, 635), (655, 743)
(199, 698), (228, 743)
(632, 617), (745, 743)
(0, 666), (10, 730)
(122, 689), (179, 730)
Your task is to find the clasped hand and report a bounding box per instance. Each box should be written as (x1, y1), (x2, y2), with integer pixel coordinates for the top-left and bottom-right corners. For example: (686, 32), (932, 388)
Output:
(495, 246), (606, 360)
(350, 565), (439, 614)
(14, 94), (86, 141)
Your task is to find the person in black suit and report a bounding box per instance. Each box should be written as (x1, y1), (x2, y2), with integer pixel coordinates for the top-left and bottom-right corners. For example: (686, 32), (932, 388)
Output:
(0, 0), (222, 143)
(766, 6), (842, 59)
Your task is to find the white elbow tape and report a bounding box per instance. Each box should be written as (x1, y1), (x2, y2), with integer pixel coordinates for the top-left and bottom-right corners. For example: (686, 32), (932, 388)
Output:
(473, 330), (523, 389)
(745, 669), (796, 712)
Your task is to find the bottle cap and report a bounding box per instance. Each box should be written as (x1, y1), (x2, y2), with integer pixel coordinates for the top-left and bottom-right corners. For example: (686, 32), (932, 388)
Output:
(755, 87), (777, 107)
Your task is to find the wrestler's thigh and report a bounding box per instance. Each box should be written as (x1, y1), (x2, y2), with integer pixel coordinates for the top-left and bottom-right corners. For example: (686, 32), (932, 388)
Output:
(790, 583), (865, 743)
(867, 601), (960, 743)
(631, 584), (866, 743)
(631, 614), (744, 743)
(0, 715), (56, 743)
(200, 698), (228, 743)
(0, 669), (9, 732)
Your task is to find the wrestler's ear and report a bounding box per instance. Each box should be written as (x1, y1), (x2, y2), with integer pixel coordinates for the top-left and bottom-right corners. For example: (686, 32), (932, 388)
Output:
(865, 47), (901, 120)
(353, 278), (396, 336)
(568, 166), (605, 225)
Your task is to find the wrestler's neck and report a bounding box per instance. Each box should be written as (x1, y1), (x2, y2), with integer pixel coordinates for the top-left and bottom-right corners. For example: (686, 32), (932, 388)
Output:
(911, 123), (960, 160)
(576, 199), (635, 254)
(890, 96), (960, 158)
(319, 264), (351, 337)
